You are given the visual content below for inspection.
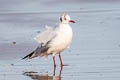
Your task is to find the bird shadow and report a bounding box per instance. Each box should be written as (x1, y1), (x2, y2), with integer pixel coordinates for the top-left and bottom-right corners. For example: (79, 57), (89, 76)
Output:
(23, 66), (63, 80)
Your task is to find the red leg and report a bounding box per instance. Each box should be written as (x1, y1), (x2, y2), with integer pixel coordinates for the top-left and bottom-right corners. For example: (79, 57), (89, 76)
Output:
(59, 65), (63, 76)
(53, 56), (56, 68)
(59, 53), (63, 66)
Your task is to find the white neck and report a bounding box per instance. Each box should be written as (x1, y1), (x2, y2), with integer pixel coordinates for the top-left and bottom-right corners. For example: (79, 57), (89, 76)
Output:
(59, 23), (70, 28)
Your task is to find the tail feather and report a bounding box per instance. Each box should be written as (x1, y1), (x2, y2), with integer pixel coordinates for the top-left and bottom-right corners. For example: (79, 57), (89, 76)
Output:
(22, 51), (34, 60)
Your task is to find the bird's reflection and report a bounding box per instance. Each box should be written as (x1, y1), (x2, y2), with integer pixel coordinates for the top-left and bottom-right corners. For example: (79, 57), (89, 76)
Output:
(23, 66), (63, 80)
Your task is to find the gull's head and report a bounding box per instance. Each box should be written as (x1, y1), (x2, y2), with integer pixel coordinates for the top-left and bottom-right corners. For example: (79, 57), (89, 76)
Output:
(60, 13), (75, 24)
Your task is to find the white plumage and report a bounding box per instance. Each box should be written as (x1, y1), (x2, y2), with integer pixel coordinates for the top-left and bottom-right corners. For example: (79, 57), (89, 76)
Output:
(22, 13), (75, 67)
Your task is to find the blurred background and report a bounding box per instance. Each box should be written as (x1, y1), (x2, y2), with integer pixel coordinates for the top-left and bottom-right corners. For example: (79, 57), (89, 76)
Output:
(0, 0), (120, 80)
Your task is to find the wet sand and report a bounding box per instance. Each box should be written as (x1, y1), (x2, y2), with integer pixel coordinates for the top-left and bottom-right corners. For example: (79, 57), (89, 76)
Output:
(0, 0), (120, 80)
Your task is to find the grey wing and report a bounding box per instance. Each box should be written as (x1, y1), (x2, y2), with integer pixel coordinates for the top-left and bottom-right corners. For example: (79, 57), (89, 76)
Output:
(22, 42), (50, 59)
(34, 25), (57, 44)
(22, 26), (57, 59)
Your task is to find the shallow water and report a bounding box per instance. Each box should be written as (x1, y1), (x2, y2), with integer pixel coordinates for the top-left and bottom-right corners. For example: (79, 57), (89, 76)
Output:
(0, 0), (120, 80)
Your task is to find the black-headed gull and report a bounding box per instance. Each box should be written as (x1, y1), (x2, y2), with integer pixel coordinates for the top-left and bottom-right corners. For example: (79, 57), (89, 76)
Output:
(22, 13), (75, 67)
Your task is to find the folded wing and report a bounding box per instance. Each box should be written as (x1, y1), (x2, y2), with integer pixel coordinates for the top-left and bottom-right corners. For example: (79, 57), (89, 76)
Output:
(34, 25), (57, 44)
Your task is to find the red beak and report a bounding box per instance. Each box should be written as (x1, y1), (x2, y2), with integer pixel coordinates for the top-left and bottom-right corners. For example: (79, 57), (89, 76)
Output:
(69, 20), (75, 23)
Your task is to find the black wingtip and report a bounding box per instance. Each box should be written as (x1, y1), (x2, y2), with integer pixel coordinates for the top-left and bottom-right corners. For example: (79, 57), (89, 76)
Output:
(22, 56), (28, 60)
(22, 51), (34, 60)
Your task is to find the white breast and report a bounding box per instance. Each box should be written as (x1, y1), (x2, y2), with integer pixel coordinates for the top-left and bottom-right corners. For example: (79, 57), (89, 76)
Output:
(47, 24), (73, 55)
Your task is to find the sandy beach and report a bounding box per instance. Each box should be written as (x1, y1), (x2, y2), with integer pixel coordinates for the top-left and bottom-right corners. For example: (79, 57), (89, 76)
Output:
(0, 0), (120, 80)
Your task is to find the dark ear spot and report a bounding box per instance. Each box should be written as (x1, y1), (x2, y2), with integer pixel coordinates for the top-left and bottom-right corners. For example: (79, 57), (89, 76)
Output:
(60, 17), (62, 22)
